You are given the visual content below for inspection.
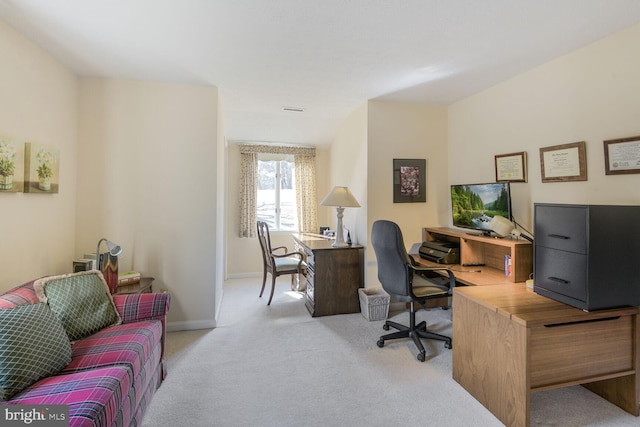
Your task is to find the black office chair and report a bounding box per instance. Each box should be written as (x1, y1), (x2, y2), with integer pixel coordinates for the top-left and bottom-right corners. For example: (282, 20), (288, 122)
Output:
(371, 219), (455, 362)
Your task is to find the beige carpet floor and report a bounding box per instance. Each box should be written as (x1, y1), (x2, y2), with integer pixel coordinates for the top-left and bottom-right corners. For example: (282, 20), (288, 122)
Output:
(143, 277), (639, 427)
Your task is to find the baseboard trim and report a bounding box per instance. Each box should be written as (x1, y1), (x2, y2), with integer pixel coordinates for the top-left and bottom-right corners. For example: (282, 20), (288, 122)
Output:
(167, 319), (217, 332)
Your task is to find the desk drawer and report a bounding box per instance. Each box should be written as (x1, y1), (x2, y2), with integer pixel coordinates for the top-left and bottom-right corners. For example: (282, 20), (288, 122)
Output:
(529, 315), (634, 389)
(305, 274), (314, 301)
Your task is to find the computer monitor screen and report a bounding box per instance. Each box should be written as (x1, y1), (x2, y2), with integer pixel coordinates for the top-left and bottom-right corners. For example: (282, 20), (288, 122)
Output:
(450, 182), (512, 234)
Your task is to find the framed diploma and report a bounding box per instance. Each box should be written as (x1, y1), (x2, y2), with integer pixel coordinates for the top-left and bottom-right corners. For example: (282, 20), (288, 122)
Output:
(603, 136), (640, 175)
(495, 151), (527, 182)
(539, 141), (587, 183)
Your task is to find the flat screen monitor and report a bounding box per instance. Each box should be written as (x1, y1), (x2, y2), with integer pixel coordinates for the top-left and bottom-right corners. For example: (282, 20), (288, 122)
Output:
(450, 182), (512, 234)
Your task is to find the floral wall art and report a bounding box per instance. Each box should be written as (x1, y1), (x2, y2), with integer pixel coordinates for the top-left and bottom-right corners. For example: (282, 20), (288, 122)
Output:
(0, 136), (60, 195)
(24, 142), (60, 193)
(0, 136), (25, 193)
(393, 158), (427, 203)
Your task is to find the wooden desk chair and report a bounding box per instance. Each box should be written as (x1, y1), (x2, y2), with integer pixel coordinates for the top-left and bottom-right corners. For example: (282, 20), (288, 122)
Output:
(257, 221), (306, 305)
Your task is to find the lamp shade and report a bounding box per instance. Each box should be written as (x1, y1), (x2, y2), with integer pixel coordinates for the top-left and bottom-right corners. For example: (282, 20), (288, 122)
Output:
(96, 238), (122, 266)
(320, 186), (360, 208)
(488, 216), (519, 238)
(106, 240), (122, 256)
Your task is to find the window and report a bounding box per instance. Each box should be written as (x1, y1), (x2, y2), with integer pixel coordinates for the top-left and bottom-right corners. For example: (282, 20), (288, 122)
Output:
(238, 144), (317, 238)
(257, 154), (298, 231)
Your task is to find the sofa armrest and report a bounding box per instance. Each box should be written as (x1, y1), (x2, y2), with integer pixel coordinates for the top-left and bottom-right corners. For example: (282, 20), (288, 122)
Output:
(113, 292), (171, 378)
(112, 292), (170, 324)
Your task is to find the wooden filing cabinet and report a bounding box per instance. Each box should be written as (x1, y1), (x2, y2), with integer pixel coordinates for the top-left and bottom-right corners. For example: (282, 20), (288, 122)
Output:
(293, 234), (364, 317)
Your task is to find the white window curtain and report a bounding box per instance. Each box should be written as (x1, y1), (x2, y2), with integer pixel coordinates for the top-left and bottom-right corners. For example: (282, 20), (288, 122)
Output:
(238, 144), (317, 238)
(239, 151), (258, 238)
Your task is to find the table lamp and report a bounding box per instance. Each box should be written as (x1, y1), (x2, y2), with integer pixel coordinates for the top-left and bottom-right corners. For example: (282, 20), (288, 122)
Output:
(320, 186), (360, 247)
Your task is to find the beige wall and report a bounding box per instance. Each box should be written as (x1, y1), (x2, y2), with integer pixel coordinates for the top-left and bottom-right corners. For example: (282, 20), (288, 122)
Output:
(325, 104), (368, 246)
(3, 14), (640, 330)
(449, 23), (640, 232)
(77, 78), (220, 330)
(0, 20), (78, 291)
(366, 101), (448, 287)
(0, 17), (223, 329)
(216, 98), (227, 318)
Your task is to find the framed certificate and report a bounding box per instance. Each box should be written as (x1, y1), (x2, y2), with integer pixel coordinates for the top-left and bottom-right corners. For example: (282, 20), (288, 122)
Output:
(603, 136), (640, 175)
(495, 151), (527, 182)
(539, 141), (587, 183)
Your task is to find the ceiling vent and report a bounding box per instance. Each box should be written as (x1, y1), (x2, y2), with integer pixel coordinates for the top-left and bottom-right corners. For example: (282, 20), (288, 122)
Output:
(281, 106), (305, 112)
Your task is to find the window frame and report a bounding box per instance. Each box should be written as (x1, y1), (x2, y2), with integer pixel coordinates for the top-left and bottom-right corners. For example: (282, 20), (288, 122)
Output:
(257, 153), (297, 232)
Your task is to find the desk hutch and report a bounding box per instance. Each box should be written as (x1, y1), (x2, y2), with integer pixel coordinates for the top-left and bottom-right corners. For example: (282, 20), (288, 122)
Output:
(420, 227), (533, 285)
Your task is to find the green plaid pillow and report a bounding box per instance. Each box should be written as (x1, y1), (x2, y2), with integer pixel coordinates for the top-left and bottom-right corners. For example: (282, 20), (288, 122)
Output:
(0, 303), (72, 400)
(34, 271), (121, 341)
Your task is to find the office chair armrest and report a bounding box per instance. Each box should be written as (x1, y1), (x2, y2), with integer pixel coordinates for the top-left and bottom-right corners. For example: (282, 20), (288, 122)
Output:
(409, 261), (456, 294)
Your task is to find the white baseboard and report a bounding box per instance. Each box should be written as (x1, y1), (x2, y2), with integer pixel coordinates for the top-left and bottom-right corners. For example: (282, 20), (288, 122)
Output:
(167, 319), (217, 332)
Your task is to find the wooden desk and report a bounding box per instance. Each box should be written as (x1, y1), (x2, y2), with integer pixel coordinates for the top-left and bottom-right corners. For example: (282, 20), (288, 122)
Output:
(453, 284), (639, 427)
(293, 234), (364, 317)
(414, 257), (516, 286)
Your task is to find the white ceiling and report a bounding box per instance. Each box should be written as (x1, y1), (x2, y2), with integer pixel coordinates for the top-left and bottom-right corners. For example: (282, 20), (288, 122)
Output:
(1, 0), (640, 146)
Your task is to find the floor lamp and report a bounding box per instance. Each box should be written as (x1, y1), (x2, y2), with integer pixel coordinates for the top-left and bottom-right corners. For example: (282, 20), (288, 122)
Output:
(320, 186), (360, 247)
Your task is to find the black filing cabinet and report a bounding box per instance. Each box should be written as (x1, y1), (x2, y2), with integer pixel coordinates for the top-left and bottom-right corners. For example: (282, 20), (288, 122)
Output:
(533, 203), (640, 311)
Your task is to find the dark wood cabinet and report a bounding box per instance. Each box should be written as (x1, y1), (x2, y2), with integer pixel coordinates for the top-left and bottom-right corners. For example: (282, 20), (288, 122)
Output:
(115, 277), (154, 295)
(293, 234), (364, 317)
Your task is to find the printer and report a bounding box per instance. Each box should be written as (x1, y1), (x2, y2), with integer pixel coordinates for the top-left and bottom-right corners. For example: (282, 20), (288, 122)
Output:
(418, 240), (460, 264)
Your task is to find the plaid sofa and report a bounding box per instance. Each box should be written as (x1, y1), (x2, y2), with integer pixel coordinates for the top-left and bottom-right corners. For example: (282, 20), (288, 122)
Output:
(0, 278), (170, 427)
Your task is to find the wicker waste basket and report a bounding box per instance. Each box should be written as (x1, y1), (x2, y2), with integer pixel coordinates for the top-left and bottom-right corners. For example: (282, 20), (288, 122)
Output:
(358, 287), (390, 321)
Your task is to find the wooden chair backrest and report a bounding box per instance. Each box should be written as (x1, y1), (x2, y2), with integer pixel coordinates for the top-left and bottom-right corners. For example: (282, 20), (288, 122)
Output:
(257, 221), (274, 270)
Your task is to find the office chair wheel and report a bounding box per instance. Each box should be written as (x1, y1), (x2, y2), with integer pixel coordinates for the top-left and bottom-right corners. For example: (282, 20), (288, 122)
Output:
(444, 341), (452, 349)
(377, 339), (385, 348)
(382, 324), (390, 331)
(417, 352), (425, 362)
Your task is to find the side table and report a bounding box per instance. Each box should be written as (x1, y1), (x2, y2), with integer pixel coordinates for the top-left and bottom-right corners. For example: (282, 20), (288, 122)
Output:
(115, 277), (154, 295)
